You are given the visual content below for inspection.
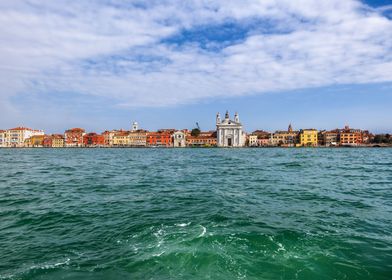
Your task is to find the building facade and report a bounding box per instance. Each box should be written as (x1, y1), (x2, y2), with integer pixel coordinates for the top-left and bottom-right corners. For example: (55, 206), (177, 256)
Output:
(216, 111), (246, 147)
(83, 133), (105, 147)
(299, 129), (318, 147)
(64, 128), (85, 147)
(129, 130), (147, 147)
(340, 126), (363, 146)
(248, 134), (258, 147)
(0, 130), (5, 147)
(25, 135), (45, 147)
(147, 131), (172, 147)
(251, 130), (271, 146)
(5, 127), (44, 147)
(362, 131), (373, 144)
(52, 135), (65, 147)
(257, 138), (270, 146)
(112, 131), (130, 146)
(43, 134), (65, 148)
(321, 130), (339, 146)
(43, 135), (52, 147)
(172, 131), (186, 147)
(187, 131), (217, 147)
(102, 130), (119, 146)
(270, 124), (299, 147)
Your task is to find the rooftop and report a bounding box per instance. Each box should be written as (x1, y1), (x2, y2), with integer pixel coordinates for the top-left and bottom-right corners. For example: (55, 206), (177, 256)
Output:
(65, 128), (85, 133)
(8, 127), (33, 131)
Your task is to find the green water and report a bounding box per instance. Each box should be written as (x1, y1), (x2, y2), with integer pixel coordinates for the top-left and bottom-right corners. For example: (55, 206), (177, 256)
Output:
(0, 148), (391, 279)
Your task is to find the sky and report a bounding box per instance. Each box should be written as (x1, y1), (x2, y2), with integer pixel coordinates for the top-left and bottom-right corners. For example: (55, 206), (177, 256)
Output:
(0, 0), (391, 133)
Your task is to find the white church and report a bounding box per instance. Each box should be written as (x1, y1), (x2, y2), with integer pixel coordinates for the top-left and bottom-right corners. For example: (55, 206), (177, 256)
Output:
(216, 111), (246, 147)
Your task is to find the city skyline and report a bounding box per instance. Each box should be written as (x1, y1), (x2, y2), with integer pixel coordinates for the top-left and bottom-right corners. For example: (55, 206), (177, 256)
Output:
(1, 113), (385, 148)
(1, 0), (392, 133)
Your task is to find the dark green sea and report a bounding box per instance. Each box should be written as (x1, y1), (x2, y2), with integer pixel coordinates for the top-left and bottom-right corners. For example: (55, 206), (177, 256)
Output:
(1, 148), (391, 280)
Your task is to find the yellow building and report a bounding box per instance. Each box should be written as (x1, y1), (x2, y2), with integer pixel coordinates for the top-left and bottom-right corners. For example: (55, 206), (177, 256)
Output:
(52, 135), (65, 147)
(128, 130), (147, 147)
(248, 134), (258, 147)
(25, 135), (45, 147)
(112, 131), (130, 146)
(299, 129), (318, 147)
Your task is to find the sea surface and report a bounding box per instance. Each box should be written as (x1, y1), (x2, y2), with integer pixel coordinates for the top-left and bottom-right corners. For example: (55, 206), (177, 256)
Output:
(0, 148), (391, 280)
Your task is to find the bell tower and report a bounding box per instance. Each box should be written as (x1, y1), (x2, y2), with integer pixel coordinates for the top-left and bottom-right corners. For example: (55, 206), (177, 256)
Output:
(131, 121), (138, 131)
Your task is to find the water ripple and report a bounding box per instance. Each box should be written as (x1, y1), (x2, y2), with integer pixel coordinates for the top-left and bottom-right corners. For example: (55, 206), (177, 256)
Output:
(0, 148), (391, 279)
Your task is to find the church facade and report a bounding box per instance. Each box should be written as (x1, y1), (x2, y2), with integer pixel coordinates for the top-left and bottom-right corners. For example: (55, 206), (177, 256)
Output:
(216, 111), (246, 147)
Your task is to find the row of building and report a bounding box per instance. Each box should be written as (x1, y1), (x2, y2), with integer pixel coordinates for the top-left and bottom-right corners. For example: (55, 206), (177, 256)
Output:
(248, 124), (373, 147)
(0, 127), (217, 148)
(0, 111), (380, 148)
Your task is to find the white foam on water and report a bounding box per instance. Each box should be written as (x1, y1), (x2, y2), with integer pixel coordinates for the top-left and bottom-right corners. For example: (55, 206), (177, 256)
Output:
(198, 225), (206, 237)
(175, 222), (191, 227)
(153, 229), (164, 237)
(42, 258), (70, 269)
(152, 251), (165, 257)
(27, 258), (71, 272)
(277, 242), (286, 252)
(157, 239), (164, 248)
(0, 273), (15, 280)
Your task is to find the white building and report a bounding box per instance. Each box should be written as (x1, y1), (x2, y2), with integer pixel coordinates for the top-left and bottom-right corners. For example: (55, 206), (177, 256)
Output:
(216, 111), (246, 147)
(0, 130), (6, 147)
(172, 131), (186, 147)
(5, 127), (44, 147)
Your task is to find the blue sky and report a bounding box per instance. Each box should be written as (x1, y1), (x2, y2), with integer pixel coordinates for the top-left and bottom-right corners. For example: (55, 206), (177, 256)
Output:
(0, 0), (391, 133)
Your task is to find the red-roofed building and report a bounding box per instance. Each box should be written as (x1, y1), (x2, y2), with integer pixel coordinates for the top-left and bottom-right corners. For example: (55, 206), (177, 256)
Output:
(147, 131), (172, 147)
(83, 133), (105, 147)
(64, 128), (85, 147)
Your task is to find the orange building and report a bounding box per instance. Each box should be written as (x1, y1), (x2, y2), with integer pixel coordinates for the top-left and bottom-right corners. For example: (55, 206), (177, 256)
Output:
(64, 128), (85, 147)
(83, 133), (105, 147)
(147, 131), (172, 147)
(340, 126), (363, 146)
(186, 131), (217, 147)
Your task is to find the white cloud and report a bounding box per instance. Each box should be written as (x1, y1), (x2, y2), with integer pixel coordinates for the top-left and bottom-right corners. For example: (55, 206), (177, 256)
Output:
(0, 0), (391, 115)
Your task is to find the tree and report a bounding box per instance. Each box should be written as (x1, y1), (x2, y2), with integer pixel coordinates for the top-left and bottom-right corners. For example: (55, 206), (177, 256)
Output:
(373, 134), (383, 143)
(191, 128), (201, 137)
